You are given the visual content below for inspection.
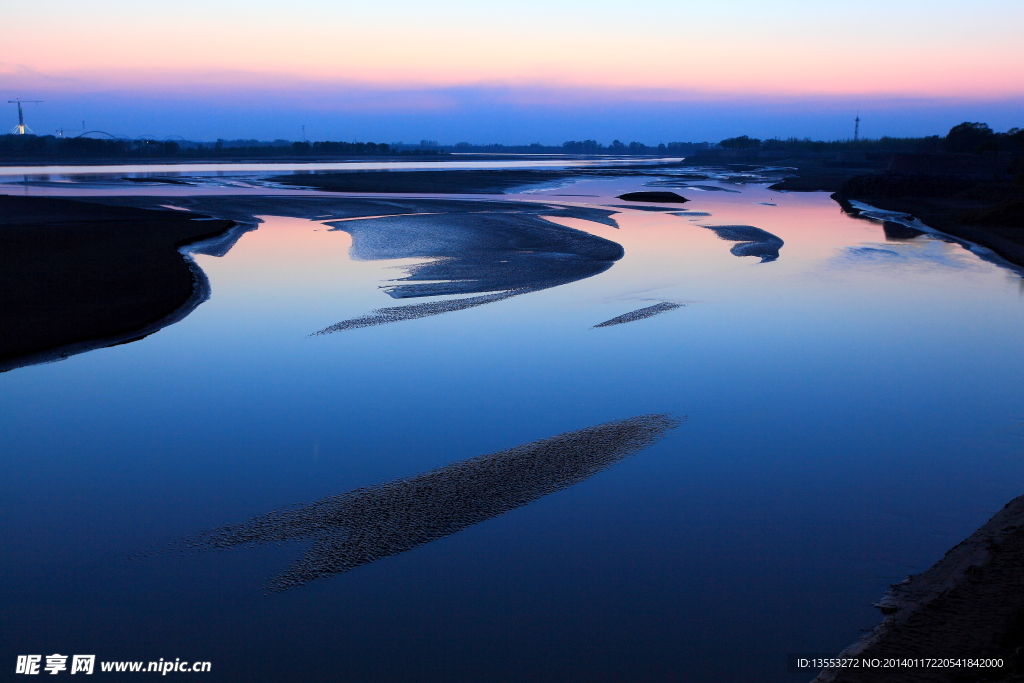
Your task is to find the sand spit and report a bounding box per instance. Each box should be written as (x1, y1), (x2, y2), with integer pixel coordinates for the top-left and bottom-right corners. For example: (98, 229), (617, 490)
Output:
(177, 414), (682, 592)
(698, 224), (784, 263)
(813, 494), (1024, 683)
(60, 196), (626, 334)
(313, 290), (526, 334)
(0, 196), (234, 373)
(331, 211), (623, 300)
(593, 302), (684, 328)
(123, 176), (195, 185)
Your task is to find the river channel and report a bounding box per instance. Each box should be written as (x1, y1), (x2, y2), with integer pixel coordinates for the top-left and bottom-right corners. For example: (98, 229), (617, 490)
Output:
(2, 163), (1023, 682)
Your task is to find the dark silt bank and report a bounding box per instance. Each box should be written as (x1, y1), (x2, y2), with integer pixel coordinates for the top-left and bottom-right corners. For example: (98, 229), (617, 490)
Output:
(0, 195), (235, 373)
(698, 224), (784, 263)
(617, 191), (689, 203)
(176, 414), (682, 593)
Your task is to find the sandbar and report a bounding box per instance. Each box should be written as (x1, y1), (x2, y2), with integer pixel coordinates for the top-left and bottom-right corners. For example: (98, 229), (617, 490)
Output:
(174, 414), (681, 592)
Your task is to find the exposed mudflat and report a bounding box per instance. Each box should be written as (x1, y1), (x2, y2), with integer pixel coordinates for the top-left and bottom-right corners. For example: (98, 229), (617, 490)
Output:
(682, 185), (741, 193)
(698, 224), (784, 262)
(0, 195), (234, 372)
(313, 291), (524, 334)
(607, 204), (681, 212)
(270, 169), (574, 194)
(266, 164), (687, 195)
(327, 207), (624, 299)
(177, 415), (682, 592)
(593, 302), (684, 328)
(308, 202), (625, 329)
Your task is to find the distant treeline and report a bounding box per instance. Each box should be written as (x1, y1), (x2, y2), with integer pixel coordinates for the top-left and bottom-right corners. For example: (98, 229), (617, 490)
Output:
(0, 134), (708, 160)
(3, 122), (1021, 162)
(718, 123), (1024, 155)
(454, 140), (711, 155)
(0, 135), (443, 160)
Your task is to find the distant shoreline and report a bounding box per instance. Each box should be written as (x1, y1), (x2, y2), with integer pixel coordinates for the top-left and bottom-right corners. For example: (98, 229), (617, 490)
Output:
(0, 153), (553, 167)
(726, 154), (1024, 269)
(0, 153), (678, 168)
(814, 495), (1024, 683)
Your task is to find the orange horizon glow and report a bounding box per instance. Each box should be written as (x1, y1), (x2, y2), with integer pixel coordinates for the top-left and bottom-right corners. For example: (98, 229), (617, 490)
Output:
(4, 0), (1024, 100)
(3, 62), (1023, 101)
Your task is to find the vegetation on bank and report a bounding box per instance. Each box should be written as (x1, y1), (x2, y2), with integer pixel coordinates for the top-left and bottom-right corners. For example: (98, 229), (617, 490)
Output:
(3, 121), (1021, 162)
(718, 122), (1024, 155)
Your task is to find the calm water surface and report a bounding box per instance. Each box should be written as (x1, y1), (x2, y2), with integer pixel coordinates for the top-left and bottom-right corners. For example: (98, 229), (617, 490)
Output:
(2, 174), (1023, 682)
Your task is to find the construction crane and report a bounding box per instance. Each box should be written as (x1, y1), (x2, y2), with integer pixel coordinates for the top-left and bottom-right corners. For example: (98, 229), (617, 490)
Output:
(8, 99), (43, 135)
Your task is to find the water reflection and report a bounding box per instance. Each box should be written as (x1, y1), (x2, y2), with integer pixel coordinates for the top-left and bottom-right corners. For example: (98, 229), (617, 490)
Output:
(177, 415), (681, 593)
(844, 199), (1024, 277)
(882, 221), (926, 242)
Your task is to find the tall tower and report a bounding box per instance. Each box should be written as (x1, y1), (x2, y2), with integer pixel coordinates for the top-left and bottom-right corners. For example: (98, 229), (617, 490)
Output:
(8, 99), (43, 135)
(854, 113), (860, 143)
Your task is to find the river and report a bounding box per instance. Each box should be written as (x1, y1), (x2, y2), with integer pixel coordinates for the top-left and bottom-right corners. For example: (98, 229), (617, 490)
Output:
(2, 163), (1022, 682)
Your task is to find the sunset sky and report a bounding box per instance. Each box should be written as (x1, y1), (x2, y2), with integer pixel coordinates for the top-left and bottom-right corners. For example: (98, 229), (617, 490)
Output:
(3, 0), (1022, 142)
